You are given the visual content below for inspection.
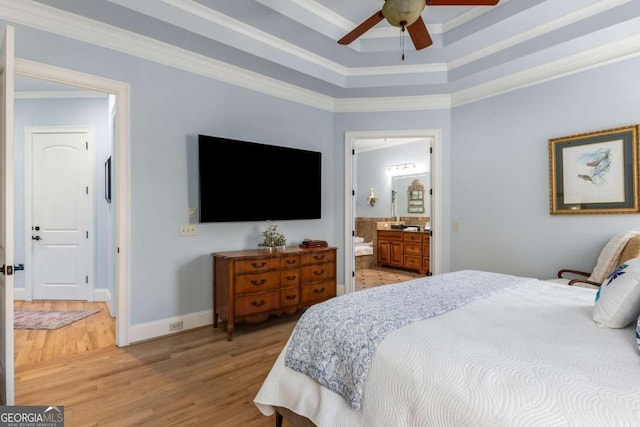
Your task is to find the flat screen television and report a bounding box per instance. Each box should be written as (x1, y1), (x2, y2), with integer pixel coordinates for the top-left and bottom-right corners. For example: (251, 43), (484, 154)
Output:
(198, 134), (322, 222)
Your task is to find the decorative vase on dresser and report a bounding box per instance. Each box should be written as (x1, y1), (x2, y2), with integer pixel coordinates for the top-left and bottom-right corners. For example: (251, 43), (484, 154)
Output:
(212, 246), (337, 340)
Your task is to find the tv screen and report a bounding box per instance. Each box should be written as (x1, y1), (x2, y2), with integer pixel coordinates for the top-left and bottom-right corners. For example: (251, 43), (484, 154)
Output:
(198, 134), (322, 222)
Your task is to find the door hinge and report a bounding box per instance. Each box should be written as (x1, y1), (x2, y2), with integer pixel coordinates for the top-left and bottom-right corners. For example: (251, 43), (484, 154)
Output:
(352, 230), (355, 237)
(86, 231), (89, 239)
(430, 189), (433, 196)
(352, 270), (355, 278)
(86, 141), (88, 150)
(86, 186), (89, 194)
(86, 276), (88, 284)
(352, 189), (355, 196)
(430, 147), (433, 154)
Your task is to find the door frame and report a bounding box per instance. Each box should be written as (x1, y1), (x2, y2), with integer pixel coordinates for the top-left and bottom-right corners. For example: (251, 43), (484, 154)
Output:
(14, 58), (130, 347)
(344, 129), (443, 293)
(24, 126), (96, 301)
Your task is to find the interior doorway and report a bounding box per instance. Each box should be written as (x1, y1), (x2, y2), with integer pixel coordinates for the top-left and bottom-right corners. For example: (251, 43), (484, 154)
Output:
(13, 58), (131, 347)
(344, 129), (443, 294)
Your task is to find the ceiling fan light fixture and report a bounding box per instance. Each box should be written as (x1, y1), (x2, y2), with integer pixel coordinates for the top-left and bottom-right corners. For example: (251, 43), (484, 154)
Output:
(382, 0), (426, 27)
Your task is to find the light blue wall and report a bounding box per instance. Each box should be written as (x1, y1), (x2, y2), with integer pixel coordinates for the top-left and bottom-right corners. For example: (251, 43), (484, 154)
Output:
(8, 22), (334, 325)
(356, 141), (430, 218)
(14, 97), (112, 292)
(451, 54), (640, 279)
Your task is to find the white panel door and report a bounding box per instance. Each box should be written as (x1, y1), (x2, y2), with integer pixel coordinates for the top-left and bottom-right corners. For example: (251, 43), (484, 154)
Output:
(32, 131), (92, 300)
(0, 25), (15, 405)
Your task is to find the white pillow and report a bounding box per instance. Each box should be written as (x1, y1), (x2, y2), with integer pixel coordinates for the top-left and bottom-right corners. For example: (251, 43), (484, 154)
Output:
(593, 257), (640, 328)
(589, 231), (640, 283)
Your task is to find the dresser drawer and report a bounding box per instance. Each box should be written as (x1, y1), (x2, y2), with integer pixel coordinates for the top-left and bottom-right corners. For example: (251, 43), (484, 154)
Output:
(403, 234), (422, 243)
(378, 231), (403, 241)
(281, 255), (300, 268)
(404, 242), (421, 256)
(280, 269), (300, 287)
(234, 271), (280, 295)
(280, 287), (300, 306)
(301, 250), (336, 265)
(234, 257), (280, 274)
(404, 255), (422, 269)
(301, 281), (335, 303)
(234, 291), (280, 316)
(301, 263), (335, 283)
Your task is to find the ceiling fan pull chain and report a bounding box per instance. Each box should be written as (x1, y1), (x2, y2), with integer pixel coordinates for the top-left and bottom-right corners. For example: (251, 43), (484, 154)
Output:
(401, 25), (406, 61)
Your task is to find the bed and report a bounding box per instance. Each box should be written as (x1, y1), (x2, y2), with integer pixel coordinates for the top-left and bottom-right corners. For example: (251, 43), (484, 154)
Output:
(254, 269), (640, 427)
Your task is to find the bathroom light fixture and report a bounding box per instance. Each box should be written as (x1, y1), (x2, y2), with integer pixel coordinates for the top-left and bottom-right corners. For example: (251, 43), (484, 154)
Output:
(367, 188), (377, 206)
(388, 162), (416, 172)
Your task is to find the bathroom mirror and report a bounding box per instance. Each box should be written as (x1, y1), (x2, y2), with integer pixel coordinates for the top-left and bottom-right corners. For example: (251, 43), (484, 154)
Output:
(391, 173), (430, 217)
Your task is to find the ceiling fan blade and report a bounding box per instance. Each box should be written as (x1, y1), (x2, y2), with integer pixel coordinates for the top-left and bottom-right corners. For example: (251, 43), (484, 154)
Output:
(338, 10), (385, 45)
(407, 17), (433, 50)
(425, 0), (500, 5)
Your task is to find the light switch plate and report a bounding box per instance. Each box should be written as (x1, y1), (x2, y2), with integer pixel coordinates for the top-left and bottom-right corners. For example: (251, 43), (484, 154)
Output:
(180, 224), (197, 236)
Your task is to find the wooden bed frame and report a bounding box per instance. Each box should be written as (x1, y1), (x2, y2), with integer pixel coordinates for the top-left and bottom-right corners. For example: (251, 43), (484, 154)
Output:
(274, 407), (315, 427)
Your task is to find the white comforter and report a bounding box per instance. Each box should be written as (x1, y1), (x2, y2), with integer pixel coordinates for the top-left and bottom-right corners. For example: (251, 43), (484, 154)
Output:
(254, 275), (640, 426)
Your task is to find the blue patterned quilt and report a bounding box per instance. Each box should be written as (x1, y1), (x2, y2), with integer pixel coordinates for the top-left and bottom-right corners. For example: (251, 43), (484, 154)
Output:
(284, 270), (531, 410)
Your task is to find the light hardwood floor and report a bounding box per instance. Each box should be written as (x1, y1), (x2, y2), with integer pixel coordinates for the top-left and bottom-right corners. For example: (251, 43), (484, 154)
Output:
(15, 308), (298, 426)
(14, 300), (116, 368)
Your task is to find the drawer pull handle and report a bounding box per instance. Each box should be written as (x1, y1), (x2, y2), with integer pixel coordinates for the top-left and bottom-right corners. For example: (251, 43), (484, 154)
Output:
(251, 279), (267, 286)
(285, 259), (296, 264)
(251, 262), (266, 268)
(313, 255), (325, 261)
(313, 287), (325, 294)
(251, 300), (265, 307)
(285, 294), (296, 300)
(313, 269), (325, 275)
(286, 275), (296, 280)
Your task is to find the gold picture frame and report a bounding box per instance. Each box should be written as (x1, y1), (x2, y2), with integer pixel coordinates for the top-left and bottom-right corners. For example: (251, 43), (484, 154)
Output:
(549, 124), (640, 214)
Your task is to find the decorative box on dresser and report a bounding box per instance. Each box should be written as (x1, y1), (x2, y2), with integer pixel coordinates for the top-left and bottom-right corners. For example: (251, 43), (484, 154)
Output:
(212, 246), (337, 340)
(377, 230), (430, 275)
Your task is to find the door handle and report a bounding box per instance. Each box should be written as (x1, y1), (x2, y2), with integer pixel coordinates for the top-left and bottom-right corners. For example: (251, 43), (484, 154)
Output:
(32, 236), (42, 241)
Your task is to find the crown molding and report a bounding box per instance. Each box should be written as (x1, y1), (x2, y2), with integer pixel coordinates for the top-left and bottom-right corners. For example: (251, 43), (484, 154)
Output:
(451, 32), (640, 107)
(449, 0), (631, 71)
(269, 0), (354, 32)
(158, 0), (348, 76)
(2, 0), (640, 114)
(0, 0), (336, 111)
(334, 94), (451, 113)
(346, 63), (447, 77)
(442, 0), (512, 33)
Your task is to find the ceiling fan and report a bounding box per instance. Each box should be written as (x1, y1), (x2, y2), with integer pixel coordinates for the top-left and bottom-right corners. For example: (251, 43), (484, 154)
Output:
(338, 0), (500, 51)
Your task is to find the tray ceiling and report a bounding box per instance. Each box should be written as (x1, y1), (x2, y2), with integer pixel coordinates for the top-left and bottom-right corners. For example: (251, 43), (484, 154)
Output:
(15, 0), (640, 106)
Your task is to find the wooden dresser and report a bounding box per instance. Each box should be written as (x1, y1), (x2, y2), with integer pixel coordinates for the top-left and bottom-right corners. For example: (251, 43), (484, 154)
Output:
(377, 230), (430, 275)
(212, 246), (337, 340)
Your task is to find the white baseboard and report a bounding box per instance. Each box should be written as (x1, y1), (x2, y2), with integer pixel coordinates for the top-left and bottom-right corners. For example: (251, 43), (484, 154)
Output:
(130, 283), (344, 343)
(128, 310), (214, 344)
(14, 288), (26, 301)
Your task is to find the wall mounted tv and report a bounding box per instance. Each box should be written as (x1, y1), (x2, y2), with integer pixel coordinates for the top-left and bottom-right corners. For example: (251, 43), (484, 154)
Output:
(198, 134), (322, 222)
